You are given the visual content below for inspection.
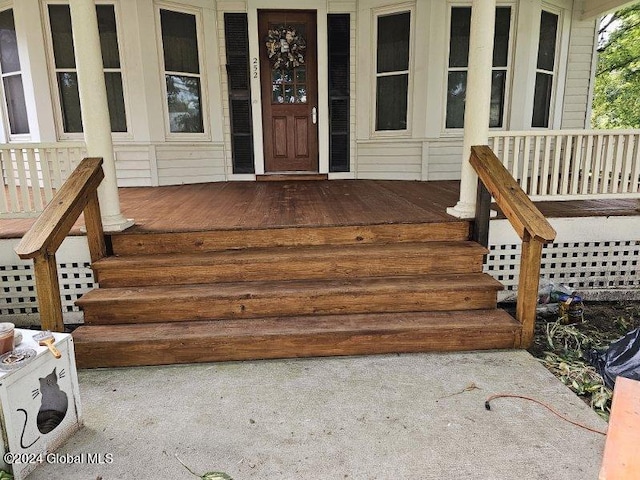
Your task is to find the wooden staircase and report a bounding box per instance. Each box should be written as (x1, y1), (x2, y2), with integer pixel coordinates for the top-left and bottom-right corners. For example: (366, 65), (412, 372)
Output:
(72, 221), (522, 368)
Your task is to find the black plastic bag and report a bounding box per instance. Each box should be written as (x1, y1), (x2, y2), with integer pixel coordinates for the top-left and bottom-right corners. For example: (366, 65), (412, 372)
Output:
(588, 327), (640, 389)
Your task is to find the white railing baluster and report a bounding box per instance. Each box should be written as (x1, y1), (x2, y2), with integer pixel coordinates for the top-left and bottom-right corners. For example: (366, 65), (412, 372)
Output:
(0, 142), (85, 217)
(512, 136), (521, 184)
(631, 134), (640, 193)
(488, 129), (640, 201)
(551, 135), (563, 195)
(50, 148), (63, 191)
(582, 134), (594, 194)
(3, 150), (19, 212)
(26, 148), (44, 211)
(593, 134), (604, 193)
(612, 134), (624, 193)
(16, 149), (32, 211)
(522, 135), (532, 191)
(561, 135), (573, 195)
(531, 135), (542, 195)
(40, 148), (56, 203)
(0, 151), (11, 214)
(541, 134), (552, 196)
(571, 135), (583, 195)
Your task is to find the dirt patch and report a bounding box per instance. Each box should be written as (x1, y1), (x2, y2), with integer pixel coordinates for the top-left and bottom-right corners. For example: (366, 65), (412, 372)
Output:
(523, 300), (640, 420)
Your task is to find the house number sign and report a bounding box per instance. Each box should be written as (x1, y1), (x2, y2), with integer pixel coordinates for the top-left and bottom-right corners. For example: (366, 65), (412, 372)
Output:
(253, 58), (258, 79)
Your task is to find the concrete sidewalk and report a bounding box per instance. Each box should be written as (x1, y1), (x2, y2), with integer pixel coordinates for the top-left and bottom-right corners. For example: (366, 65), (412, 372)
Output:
(29, 350), (606, 479)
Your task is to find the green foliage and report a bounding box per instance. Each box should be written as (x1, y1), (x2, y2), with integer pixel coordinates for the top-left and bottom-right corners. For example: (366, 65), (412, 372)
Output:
(174, 453), (233, 480)
(592, 5), (640, 128)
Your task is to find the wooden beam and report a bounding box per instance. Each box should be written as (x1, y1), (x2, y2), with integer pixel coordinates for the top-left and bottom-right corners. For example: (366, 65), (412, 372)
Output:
(600, 377), (639, 479)
(470, 145), (556, 243)
(516, 238), (544, 347)
(84, 189), (106, 263)
(33, 253), (64, 332)
(14, 157), (104, 259)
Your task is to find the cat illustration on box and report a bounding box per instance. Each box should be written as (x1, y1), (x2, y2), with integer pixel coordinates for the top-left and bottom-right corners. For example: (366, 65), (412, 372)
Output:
(36, 368), (68, 434)
(18, 368), (69, 448)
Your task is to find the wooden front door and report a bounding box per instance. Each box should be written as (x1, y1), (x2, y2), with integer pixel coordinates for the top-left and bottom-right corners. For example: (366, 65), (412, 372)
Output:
(259, 10), (318, 173)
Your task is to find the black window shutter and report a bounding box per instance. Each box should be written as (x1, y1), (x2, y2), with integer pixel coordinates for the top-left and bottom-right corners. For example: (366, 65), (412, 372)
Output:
(224, 13), (254, 174)
(328, 14), (350, 173)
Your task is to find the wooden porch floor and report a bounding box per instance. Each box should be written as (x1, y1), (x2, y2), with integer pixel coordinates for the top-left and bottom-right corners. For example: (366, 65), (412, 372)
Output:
(1, 179), (638, 238)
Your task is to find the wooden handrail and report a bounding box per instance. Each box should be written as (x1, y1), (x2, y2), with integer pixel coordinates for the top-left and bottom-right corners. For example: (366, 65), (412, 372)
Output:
(14, 157), (106, 332)
(470, 145), (556, 348)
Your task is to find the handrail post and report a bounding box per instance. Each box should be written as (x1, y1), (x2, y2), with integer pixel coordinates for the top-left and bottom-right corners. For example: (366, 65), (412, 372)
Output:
(472, 177), (491, 249)
(14, 157), (106, 333)
(84, 189), (107, 262)
(516, 237), (544, 347)
(33, 252), (65, 332)
(469, 145), (556, 350)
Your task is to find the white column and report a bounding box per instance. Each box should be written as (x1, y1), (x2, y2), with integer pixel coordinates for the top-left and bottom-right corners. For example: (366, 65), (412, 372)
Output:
(69, 0), (133, 231)
(447, 0), (496, 219)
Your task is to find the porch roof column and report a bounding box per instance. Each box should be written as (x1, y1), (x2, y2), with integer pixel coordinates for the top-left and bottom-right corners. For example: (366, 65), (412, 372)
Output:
(447, 0), (496, 219)
(69, 0), (133, 232)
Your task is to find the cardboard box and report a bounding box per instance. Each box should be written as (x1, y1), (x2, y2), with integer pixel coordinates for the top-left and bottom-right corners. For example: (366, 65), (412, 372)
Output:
(0, 330), (82, 479)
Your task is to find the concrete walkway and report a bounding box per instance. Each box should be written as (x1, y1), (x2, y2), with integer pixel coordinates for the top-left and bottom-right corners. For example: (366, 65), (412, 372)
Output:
(29, 350), (607, 479)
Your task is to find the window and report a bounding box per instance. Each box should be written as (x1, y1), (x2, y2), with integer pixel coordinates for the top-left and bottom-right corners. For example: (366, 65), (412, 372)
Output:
(0, 9), (29, 136)
(375, 11), (410, 131)
(532, 10), (559, 128)
(48, 4), (127, 133)
(159, 9), (203, 134)
(446, 6), (512, 129)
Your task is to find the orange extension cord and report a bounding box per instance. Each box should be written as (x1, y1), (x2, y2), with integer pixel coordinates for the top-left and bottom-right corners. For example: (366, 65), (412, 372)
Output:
(485, 393), (608, 436)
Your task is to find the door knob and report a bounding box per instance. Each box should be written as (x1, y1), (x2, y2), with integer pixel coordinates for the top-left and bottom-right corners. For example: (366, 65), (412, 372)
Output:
(312, 107), (317, 125)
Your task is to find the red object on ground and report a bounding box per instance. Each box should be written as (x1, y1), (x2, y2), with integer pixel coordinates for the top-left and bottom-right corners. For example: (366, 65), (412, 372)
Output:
(599, 377), (640, 479)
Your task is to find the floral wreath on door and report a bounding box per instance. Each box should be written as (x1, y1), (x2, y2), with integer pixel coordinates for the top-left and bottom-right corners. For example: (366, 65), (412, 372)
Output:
(265, 26), (306, 70)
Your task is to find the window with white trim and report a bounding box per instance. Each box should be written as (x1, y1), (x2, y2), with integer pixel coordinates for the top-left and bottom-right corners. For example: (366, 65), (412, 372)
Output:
(446, 6), (513, 129)
(159, 8), (204, 134)
(532, 9), (559, 128)
(47, 3), (127, 133)
(375, 10), (411, 131)
(0, 8), (29, 136)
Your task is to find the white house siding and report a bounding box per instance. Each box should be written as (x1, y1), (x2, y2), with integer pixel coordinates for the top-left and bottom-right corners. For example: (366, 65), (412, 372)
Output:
(423, 138), (464, 181)
(561, 2), (598, 129)
(155, 143), (226, 185)
(113, 144), (155, 187)
(356, 140), (422, 180)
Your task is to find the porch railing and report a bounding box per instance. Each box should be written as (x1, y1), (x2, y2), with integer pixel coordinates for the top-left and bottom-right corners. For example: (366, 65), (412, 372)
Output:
(14, 157), (106, 332)
(1, 142), (86, 218)
(471, 145), (557, 348)
(489, 130), (640, 200)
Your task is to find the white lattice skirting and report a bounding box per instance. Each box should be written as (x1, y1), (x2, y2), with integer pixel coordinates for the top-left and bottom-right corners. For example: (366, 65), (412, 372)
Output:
(1, 237), (92, 326)
(1, 215), (639, 326)
(486, 216), (640, 302)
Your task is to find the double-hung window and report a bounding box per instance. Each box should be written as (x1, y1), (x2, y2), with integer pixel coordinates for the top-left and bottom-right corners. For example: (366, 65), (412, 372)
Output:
(532, 10), (559, 128)
(446, 6), (512, 129)
(159, 8), (204, 134)
(48, 3), (127, 134)
(0, 8), (29, 136)
(375, 10), (411, 132)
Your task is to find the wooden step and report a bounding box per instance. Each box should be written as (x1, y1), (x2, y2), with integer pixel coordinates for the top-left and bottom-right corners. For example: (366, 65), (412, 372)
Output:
(71, 309), (522, 368)
(94, 241), (487, 287)
(76, 273), (502, 325)
(110, 222), (470, 256)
